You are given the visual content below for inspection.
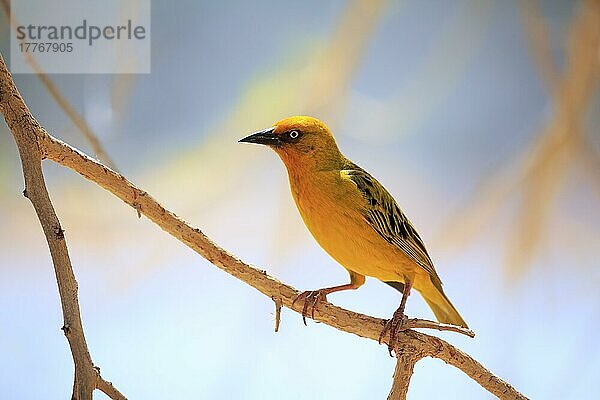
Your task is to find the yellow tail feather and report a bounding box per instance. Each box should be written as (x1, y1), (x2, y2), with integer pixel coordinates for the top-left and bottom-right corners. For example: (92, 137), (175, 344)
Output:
(419, 278), (468, 328)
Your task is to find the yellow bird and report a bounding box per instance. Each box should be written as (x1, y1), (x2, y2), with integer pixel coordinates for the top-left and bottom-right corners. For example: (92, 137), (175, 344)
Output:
(240, 116), (468, 346)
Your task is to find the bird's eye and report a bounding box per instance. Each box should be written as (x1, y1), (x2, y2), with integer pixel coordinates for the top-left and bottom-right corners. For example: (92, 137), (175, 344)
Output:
(288, 130), (300, 139)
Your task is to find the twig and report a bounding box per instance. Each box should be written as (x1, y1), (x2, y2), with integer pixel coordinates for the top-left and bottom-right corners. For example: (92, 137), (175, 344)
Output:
(272, 296), (283, 332)
(0, 0), (117, 169)
(402, 318), (475, 337)
(97, 377), (127, 400)
(0, 56), (125, 399)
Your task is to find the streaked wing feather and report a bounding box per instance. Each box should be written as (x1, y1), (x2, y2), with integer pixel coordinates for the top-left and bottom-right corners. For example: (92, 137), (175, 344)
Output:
(342, 164), (441, 284)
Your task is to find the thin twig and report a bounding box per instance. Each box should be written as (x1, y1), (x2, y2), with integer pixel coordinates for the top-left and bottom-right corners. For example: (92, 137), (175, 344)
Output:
(97, 377), (127, 400)
(0, 0), (117, 169)
(0, 55), (125, 399)
(272, 296), (283, 332)
(402, 318), (475, 337)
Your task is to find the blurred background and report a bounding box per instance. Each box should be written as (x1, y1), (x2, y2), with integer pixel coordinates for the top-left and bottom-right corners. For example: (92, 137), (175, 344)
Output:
(1, 0), (599, 398)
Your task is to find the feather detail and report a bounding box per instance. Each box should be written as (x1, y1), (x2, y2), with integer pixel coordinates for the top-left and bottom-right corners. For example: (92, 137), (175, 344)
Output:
(341, 162), (443, 288)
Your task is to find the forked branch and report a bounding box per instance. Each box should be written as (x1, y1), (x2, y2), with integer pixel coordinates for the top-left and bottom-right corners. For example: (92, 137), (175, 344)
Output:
(0, 56), (125, 399)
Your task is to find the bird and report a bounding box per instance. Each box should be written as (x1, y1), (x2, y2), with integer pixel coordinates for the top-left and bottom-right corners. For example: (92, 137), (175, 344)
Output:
(239, 116), (468, 350)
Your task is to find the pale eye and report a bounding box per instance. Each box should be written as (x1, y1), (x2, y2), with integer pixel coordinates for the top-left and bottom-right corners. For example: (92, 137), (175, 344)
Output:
(289, 130), (299, 139)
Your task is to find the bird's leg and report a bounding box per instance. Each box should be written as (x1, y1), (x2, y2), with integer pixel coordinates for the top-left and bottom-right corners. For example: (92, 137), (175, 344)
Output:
(379, 281), (413, 356)
(292, 272), (364, 325)
(292, 284), (357, 325)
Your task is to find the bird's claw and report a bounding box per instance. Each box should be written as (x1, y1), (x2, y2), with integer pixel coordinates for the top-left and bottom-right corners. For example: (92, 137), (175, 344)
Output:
(379, 309), (409, 356)
(292, 290), (328, 325)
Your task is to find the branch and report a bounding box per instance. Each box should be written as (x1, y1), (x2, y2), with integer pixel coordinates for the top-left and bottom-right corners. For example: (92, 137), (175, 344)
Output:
(0, 52), (526, 399)
(387, 337), (426, 400)
(0, 56), (125, 399)
(96, 377), (127, 400)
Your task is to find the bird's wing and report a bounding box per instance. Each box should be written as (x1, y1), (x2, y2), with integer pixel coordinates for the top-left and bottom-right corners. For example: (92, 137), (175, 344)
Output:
(342, 164), (442, 285)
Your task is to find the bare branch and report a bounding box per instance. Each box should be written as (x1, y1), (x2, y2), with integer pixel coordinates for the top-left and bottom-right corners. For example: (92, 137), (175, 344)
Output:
(0, 56), (125, 399)
(387, 347), (423, 400)
(96, 377), (127, 400)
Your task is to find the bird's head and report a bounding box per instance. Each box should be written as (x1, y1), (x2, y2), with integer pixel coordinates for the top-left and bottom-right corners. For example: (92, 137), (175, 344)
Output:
(239, 116), (342, 171)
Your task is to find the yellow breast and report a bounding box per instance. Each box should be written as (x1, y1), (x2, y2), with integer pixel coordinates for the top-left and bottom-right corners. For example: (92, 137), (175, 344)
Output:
(288, 170), (417, 282)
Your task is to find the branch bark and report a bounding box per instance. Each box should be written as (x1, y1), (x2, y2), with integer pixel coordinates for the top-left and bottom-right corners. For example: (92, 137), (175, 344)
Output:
(0, 57), (125, 399)
(387, 338), (426, 400)
(0, 52), (526, 399)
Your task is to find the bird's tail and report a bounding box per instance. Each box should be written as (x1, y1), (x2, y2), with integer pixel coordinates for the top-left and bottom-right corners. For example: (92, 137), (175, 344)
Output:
(419, 277), (468, 328)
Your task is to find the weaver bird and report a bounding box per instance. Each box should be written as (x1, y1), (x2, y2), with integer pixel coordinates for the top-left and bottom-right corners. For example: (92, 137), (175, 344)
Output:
(240, 116), (468, 349)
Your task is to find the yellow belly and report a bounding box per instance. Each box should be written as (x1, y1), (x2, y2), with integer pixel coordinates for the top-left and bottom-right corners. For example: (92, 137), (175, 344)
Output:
(290, 172), (420, 283)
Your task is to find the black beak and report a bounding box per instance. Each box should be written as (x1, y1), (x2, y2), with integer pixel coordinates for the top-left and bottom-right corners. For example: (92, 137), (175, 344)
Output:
(239, 127), (281, 146)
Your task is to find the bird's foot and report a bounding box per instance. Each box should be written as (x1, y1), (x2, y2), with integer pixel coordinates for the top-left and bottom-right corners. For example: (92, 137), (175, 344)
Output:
(379, 308), (409, 356)
(292, 289), (328, 325)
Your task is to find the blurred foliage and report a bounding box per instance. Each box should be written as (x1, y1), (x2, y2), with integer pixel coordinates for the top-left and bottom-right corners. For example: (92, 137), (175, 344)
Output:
(437, 0), (600, 279)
